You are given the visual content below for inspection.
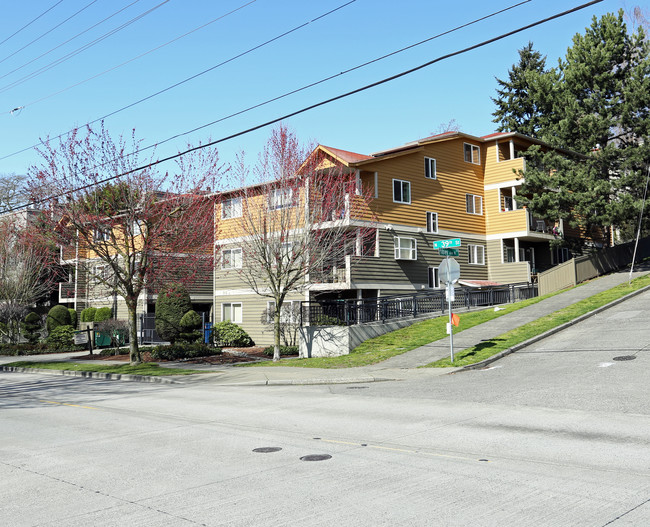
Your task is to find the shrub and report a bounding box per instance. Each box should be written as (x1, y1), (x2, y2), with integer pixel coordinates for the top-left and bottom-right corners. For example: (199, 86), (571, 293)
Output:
(68, 309), (77, 329)
(150, 342), (220, 361)
(212, 321), (253, 347)
(263, 345), (299, 356)
(80, 307), (97, 323)
(0, 342), (49, 356)
(46, 325), (75, 350)
(46, 305), (71, 332)
(22, 312), (42, 344)
(179, 310), (202, 343)
(94, 307), (112, 322)
(155, 283), (192, 343)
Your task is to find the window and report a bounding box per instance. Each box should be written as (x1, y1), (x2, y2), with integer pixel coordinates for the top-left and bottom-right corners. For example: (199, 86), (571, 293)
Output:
(222, 197), (242, 219)
(222, 248), (242, 269)
(222, 302), (242, 323)
(468, 244), (485, 265)
(503, 195), (514, 211)
(428, 266), (440, 288)
(426, 212), (438, 234)
(267, 300), (301, 324)
(279, 241), (294, 266)
(393, 179), (411, 204)
(132, 221), (142, 236)
(466, 194), (483, 215)
(464, 143), (480, 164)
(424, 157), (436, 179)
(269, 188), (293, 210)
(394, 237), (417, 260)
(93, 226), (111, 242)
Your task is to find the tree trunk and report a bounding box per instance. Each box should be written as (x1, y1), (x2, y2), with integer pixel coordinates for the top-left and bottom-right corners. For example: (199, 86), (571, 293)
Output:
(127, 300), (141, 365)
(273, 309), (281, 362)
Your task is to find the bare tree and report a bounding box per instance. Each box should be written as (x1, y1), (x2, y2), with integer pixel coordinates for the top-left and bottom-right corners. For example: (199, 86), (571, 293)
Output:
(0, 213), (59, 343)
(227, 125), (376, 361)
(0, 173), (28, 213)
(29, 124), (222, 363)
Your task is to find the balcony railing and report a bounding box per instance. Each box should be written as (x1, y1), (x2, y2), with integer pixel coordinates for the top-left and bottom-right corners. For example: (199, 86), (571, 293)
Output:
(527, 212), (559, 236)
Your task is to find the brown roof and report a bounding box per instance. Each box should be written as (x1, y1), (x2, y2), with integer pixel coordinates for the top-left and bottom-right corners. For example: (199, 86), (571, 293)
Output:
(320, 145), (372, 164)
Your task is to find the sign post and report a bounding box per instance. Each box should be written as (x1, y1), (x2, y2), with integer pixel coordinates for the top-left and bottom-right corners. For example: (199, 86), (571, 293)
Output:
(439, 252), (461, 363)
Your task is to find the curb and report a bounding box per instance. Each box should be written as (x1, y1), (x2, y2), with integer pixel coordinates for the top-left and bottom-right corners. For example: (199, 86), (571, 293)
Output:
(458, 282), (650, 372)
(0, 366), (178, 384)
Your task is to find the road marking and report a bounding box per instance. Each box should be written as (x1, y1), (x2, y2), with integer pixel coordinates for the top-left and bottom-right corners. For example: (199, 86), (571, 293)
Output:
(319, 438), (487, 462)
(598, 363), (614, 368)
(41, 400), (97, 410)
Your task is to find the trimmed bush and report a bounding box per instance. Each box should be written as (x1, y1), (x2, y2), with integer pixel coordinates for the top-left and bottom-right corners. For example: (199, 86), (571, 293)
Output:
(179, 310), (202, 343)
(212, 321), (253, 347)
(22, 312), (42, 344)
(263, 345), (298, 357)
(150, 342), (220, 361)
(94, 307), (112, 322)
(155, 283), (192, 343)
(80, 307), (97, 323)
(0, 342), (49, 356)
(46, 325), (75, 350)
(46, 305), (72, 332)
(68, 309), (77, 329)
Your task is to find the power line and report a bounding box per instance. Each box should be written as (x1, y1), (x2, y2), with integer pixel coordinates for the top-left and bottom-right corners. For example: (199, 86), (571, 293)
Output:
(0, 1), (65, 48)
(6, 0), (604, 214)
(0, 0), (143, 83)
(0, 0), (100, 66)
(0, 0), (170, 94)
(1, 0), (358, 151)
(2, 0), (531, 160)
(4, 0), (257, 108)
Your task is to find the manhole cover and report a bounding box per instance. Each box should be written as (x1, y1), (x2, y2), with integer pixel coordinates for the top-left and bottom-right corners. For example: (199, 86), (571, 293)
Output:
(252, 447), (282, 453)
(613, 355), (636, 361)
(300, 454), (332, 462)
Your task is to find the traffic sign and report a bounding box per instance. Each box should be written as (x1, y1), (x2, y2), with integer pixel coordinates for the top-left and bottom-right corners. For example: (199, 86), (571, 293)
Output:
(433, 238), (461, 249)
(438, 248), (459, 257)
(439, 257), (460, 284)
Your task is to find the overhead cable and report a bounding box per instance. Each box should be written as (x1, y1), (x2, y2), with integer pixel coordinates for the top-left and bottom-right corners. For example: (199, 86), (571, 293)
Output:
(5, 0), (604, 214)
(0, 0), (65, 48)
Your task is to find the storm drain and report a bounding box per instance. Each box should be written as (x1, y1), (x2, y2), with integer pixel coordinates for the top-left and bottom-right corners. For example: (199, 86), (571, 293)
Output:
(300, 454), (332, 462)
(613, 355), (636, 361)
(347, 386), (368, 389)
(252, 447), (282, 453)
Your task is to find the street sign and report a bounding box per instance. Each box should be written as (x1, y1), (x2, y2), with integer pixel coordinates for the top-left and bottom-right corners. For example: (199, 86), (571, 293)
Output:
(439, 257), (460, 284)
(74, 331), (88, 345)
(438, 248), (459, 257)
(433, 238), (461, 249)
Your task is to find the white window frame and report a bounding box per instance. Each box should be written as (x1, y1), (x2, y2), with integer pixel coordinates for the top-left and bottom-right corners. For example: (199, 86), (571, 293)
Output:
(222, 197), (242, 219)
(394, 236), (417, 260)
(424, 157), (437, 179)
(132, 221), (142, 236)
(428, 266), (440, 288)
(222, 302), (242, 323)
(267, 300), (301, 324)
(468, 244), (485, 265)
(466, 194), (483, 215)
(464, 143), (480, 164)
(221, 248), (242, 269)
(426, 212), (438, 234)
(269, 188), (294, 210)
(392, 179), (411, 204)
(93, 226), (111, 242)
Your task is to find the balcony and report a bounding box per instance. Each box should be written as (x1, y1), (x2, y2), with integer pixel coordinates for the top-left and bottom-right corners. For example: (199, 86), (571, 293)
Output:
(527, 212), (561, 238)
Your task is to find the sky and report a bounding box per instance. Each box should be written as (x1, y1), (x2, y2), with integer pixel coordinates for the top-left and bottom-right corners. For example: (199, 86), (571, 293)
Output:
(0, 0), (641, 184)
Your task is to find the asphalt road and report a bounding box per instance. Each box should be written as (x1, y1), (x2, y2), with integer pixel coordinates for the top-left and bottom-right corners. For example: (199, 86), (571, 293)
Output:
(1, 291), (650, 526)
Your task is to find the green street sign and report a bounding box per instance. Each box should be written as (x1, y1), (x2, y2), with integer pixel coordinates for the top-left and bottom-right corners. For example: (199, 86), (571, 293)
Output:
(433, 238), (461, 249)
(439, 248), (459, 256)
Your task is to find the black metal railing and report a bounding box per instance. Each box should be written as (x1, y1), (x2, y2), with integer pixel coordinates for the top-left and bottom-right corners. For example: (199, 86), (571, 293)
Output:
(302, 283), (537, 327)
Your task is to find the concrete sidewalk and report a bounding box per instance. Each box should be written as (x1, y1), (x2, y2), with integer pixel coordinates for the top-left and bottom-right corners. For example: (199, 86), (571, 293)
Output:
(2, 264), (649, 386)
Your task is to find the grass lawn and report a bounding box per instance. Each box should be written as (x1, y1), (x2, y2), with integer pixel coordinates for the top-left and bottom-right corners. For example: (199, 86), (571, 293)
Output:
(425, 273), (650, 368)
(3, 361), (209, 376)
(244, 289), (560, 369)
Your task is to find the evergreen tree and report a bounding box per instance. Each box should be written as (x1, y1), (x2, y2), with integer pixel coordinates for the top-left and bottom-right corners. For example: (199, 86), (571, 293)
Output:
(499, 12), (650, 247)
(155, 283), (192, 343)
(491, 42), (550, 137)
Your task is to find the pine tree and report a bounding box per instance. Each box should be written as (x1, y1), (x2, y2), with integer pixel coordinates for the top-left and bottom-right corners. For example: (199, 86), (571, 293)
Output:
(501, 12), (650, 247)
(491, 42), (550, 137)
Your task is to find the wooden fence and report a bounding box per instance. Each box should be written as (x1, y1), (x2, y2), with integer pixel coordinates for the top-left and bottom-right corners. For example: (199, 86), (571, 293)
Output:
(538, 236), (650, 296)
